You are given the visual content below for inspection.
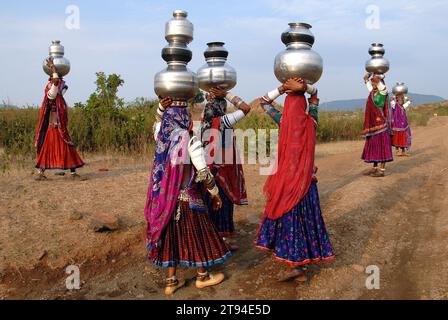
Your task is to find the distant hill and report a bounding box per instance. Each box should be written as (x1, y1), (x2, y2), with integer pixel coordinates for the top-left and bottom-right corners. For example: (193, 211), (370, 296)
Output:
(320, 93), (446, 111)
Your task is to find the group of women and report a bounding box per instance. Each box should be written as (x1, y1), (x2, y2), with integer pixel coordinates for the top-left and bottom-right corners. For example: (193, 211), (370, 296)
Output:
(362, 73), (413, 177)
(144, 77), (336, 295)
(33, 56), (413, 298)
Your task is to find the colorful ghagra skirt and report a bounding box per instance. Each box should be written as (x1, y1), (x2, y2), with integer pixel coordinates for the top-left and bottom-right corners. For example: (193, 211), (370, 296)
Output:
(361, 129), (394, 163)
(150, 201), (232, 268)
(255, 181), (335, 266)
(35, 125), (84, 170)
(206, 188), (235, 237)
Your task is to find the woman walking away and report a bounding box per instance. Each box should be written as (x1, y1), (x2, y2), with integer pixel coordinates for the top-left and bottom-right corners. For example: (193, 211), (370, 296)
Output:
(255, 78), (335, 283)
(391, 94), (413, 156)
(361, 73), (394, 177)
(201, 87), (250, 251)
(145, 97), (231, 296)
(34, 57), (85, 181)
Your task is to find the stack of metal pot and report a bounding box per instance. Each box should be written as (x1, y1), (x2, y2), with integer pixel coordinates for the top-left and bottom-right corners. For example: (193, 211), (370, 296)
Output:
(154, 10), (199, 101)
(392, 82), (409, 96)
(42, 40), (71, 77)
(197, 42), (237, 91)
(274, 22), (323, 84)
(365, 43), (390, 75)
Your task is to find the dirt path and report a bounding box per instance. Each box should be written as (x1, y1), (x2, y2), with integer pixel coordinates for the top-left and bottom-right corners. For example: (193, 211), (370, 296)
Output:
(1, 117), (447, 300)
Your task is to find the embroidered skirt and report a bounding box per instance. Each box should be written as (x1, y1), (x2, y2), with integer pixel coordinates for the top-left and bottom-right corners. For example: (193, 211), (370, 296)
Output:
(35, 126), (84, 170)
(150, 201), (232, 268)
(361, 130), (394, 163)
(255, 181), (335, 267)
(206, 188), (235, 237)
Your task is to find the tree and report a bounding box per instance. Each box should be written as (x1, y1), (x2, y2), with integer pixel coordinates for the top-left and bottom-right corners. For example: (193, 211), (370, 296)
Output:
(82, 72), (125, 110)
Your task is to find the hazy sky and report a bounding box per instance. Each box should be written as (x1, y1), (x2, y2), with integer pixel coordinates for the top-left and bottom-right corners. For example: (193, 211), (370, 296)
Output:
(1, 0), (447, 106)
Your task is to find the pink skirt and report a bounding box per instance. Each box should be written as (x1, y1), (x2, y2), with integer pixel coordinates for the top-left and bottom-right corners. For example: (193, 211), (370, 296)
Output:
(361, 130), (393, 163)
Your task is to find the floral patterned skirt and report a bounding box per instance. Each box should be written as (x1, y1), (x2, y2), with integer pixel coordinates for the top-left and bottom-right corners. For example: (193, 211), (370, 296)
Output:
(150, 201), (232, 268)
(255, 181), (335, 267)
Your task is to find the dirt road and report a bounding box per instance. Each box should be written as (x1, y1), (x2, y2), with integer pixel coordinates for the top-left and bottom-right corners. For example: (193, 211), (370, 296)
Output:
(1, 117), (447, 300)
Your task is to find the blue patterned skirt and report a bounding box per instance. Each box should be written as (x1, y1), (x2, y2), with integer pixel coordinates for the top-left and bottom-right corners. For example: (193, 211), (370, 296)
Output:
(255, 181), (335, 266)
(206, 188), (235, 237)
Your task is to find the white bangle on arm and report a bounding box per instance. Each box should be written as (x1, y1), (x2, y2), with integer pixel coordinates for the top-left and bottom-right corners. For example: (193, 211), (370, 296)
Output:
(188, 136), (207, 172)
(47, 84), (58, 100)
(261, 88), (282, 104)
(156, 103), (165, 121)
(153, 121), (161, 141)
(221, 109), (245, 128)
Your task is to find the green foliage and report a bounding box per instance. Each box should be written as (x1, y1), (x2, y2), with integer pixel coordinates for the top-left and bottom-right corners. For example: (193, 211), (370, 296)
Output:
(83, 72), (125, 110)
(0, 71), (440, 169)
(0, 73), (158, 168)
(407, 110), (431, 127)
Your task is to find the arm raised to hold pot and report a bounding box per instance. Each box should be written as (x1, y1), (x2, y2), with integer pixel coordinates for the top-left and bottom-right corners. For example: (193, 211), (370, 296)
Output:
(308, 90), (319, 124)
(403, 99), (412, 110)
(153, 97), (172, 141)
(220, 92), (250, 129)
(188, 135), (221, 204)
(259, 86), (285, 126)
(377, 81), (388, 95)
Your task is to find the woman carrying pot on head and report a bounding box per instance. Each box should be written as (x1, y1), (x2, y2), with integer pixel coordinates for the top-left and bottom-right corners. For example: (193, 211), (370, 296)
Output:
(361, 73), (394, 177)
(145, 97), (231, 296)
(390, 94), (413, 156)
(34, 57), (85, 181)
(200, 87), (250, 252)
(255, 77), (335, 283)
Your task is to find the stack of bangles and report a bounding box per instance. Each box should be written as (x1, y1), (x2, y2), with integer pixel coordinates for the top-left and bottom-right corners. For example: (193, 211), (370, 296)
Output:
(196, 168), (219, 196)
(225, 93), (245, 108)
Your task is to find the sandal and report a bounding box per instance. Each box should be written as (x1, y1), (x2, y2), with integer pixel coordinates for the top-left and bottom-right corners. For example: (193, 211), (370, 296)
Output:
(164, 276), (185, 296)
(365, 167), (378, 176)
(68, 173), (88, 181)
(34, 172), (48, 181)
(363, 167), (378, 176)
(195, 271), (225, 289)
(371, 169), (385, 177)
(278, 268), (303, 282)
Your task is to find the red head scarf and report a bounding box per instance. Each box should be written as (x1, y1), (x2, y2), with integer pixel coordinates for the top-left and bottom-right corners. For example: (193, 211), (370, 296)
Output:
(262, 94), (316, 219)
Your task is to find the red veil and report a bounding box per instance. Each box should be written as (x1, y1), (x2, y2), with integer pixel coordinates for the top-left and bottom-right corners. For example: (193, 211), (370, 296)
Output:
(34, 80), (74, 154)
(362, 92), (391, 137)
(262, 94), (316, 220)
